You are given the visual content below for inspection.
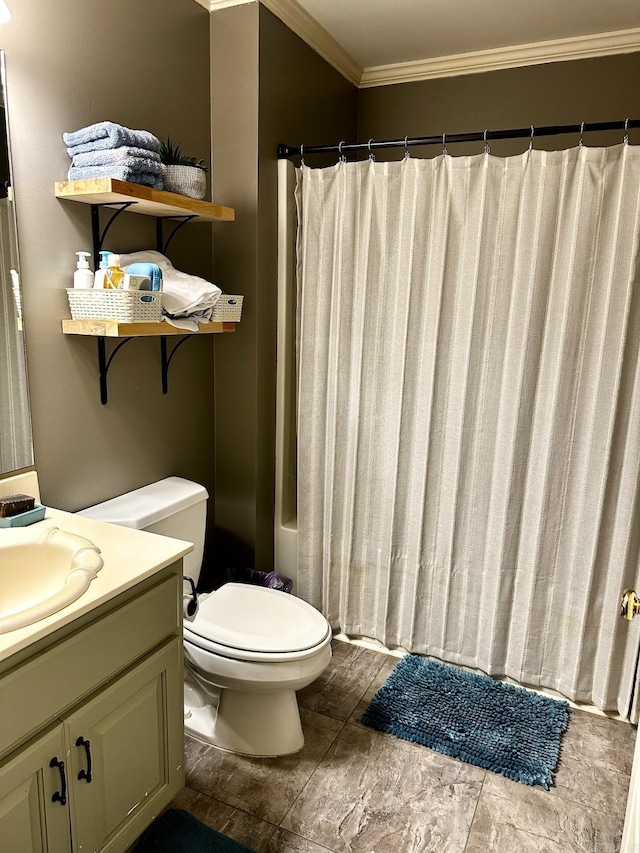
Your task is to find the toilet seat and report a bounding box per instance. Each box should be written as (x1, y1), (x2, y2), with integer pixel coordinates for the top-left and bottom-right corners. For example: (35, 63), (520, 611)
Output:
(183, 628), (332, 663)
(184, 583), (332, 663)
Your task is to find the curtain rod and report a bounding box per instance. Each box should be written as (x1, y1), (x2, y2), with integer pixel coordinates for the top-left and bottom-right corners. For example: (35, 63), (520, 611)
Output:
(277, 119), (640, 159)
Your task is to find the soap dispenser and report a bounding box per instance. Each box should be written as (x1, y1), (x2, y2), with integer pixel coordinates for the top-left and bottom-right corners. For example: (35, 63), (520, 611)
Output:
(93, 250), (113, 289)
(74, 251), (94, 289)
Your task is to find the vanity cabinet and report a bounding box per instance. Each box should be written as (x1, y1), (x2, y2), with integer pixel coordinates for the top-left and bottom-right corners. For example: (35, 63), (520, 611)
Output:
(0, 727), (71, 853)
(0, 564), (184, 853)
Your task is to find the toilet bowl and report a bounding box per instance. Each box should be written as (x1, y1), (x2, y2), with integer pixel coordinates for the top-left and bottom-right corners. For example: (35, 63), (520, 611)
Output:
(79, 477), (332, 757)
(183, 583), (331, 755)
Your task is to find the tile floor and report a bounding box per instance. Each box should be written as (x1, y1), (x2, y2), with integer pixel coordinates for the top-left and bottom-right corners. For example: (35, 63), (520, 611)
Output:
(171, 640), (637, 853)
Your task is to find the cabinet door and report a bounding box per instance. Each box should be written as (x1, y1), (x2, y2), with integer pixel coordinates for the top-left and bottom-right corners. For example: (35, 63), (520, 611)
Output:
(65, 640), (183, 853)
(0, 726), (71, 853)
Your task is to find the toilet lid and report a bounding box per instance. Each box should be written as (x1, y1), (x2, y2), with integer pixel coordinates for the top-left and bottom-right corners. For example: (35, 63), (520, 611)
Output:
(187, 583), (331, 654)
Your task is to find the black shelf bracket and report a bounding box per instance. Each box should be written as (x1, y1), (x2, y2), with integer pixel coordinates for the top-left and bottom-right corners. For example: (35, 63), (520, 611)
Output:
(97, 337), (133, 405)
(90, 202), (137, 269)
(156, 216), (197, 254)
(160, 334), (194, 394)
(71, 200), (222, 403)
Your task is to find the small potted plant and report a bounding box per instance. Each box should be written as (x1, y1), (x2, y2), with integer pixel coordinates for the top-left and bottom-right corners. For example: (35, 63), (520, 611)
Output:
(159, 137), (208, 199)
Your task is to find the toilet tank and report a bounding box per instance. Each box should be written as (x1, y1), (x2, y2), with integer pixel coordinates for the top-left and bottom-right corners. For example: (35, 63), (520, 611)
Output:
(78, 477), (208, 585)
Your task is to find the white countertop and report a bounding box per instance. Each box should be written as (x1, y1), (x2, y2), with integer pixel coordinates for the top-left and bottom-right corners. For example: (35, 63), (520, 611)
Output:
(0, 505), (193, 663)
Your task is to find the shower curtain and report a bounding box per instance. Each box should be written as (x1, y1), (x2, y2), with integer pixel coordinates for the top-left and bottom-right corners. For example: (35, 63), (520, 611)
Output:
(295, 144), (640, 717)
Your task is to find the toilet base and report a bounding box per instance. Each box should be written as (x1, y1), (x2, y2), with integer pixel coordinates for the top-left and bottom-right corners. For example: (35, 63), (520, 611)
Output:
(184, 674), (305, 757)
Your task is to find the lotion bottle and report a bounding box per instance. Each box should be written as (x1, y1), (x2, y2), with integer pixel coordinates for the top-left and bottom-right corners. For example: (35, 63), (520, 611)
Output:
(74, 251), (94, 289)
(93, 250), (112, 288)
(104, 253), (124, 290)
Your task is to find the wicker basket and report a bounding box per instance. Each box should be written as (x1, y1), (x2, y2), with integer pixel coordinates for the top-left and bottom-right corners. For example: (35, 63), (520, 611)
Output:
(211, 294), (243, 322)
(67, 289), (163, 323)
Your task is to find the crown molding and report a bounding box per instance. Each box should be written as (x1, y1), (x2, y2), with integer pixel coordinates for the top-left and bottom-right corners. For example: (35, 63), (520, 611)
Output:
(360, 27), (640, 88)
(207, 0), (362, 86)
(208, 0), (255, 9)
(200, 2), (640, 90)
(261, 0), (362, 85)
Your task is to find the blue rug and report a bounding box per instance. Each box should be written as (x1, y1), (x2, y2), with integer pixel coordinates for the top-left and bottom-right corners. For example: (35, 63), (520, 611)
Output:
(361, 655), (570, 789)
(135, 809), (257, 853)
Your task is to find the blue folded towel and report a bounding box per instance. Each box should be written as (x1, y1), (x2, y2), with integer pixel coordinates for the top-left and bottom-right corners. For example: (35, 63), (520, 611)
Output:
(68, 164), (164, 190)
(71, 155), (164, 177)
(63, 121), (161, 156)
(71, 146), (162, 168)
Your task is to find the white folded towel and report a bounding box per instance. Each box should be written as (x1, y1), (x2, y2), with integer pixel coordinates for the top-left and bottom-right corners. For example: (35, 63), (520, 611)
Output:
(164, 312), (215, 332)
(118, 250), (221, 329)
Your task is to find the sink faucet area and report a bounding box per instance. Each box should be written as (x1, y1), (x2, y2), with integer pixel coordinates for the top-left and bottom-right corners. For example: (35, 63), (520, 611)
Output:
(0, 524), (104, 633)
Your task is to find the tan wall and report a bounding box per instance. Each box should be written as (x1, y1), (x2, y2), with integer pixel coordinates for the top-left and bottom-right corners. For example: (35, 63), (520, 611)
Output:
(256, 6), (358, 569)
(358, 53), (640, 158)
(1, 1), (215, 526)
(210, 2), (260, 577)
(210, 3), (357, 576)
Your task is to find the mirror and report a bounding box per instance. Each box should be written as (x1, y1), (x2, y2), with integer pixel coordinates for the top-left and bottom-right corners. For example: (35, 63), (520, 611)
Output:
(0, 50), (33, 473)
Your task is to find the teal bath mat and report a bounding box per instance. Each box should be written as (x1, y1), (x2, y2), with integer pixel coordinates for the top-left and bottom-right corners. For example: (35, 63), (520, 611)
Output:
(135, 808), (257, 853)
(362, 655), (570, 789)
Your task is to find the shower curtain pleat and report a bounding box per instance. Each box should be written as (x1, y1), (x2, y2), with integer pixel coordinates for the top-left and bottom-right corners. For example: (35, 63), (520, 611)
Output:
(295, 145), (640, 716)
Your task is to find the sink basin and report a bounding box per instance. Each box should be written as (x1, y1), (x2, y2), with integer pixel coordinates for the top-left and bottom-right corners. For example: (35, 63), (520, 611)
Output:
(0, 525), (104, 633)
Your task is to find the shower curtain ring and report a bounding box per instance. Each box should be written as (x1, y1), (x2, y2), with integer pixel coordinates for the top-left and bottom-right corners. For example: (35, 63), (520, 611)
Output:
(300, 143), (305, 166)
(338, 141), (346, 163)
(579, 121), (585, 147)
(483, 129), (491, 154)
(368, 138), (375, 161)
(404, 136), (411, 159)
(442, 132), (448, 156)
(528, 125), (535, 151)
(624, 117), (630, 145)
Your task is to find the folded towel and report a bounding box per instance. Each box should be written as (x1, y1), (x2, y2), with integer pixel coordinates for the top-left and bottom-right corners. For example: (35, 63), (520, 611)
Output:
(162, 312), (212, 332)
(71, 146), (162, 168)
(118, 250), (221, 326)
(63, 121), (161, 156)
(68, 164), (164, 190)
(71, 155), (164, 176)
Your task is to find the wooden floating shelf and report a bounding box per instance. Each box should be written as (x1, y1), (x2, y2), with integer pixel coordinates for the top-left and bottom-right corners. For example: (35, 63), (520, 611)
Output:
(54, 178), (235, 222)
(62, 318), (236, 403)
(62, 319), (236, 337)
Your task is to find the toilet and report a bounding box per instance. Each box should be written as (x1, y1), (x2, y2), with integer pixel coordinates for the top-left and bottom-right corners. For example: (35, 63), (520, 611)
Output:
(79, 477), (332, 757)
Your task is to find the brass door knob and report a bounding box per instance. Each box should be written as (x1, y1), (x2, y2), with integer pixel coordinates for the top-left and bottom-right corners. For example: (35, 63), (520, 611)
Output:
(620, 590), (640, 620)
